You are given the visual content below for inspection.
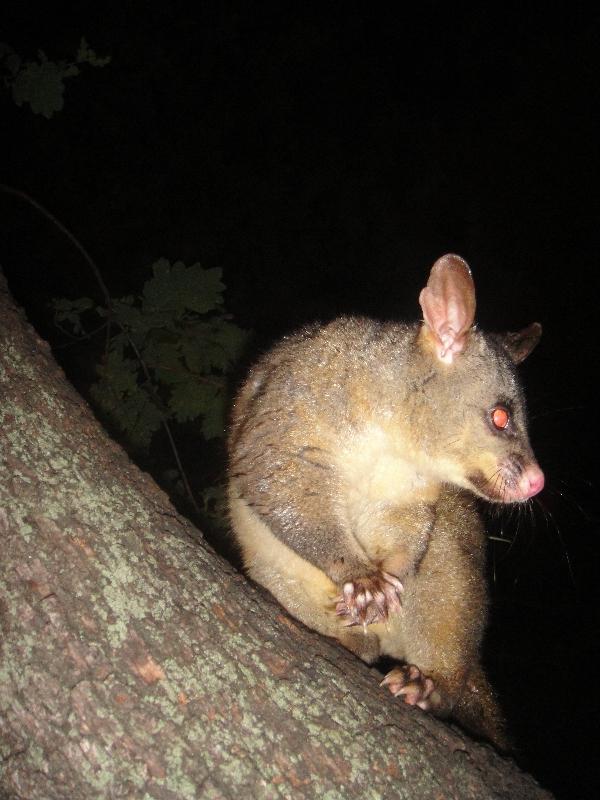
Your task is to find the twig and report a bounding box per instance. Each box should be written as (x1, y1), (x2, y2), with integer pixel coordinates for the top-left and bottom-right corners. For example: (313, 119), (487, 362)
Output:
(1, 183), (201, 516)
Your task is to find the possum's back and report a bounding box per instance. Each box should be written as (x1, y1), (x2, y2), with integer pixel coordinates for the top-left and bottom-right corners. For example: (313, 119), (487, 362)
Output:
(229, 316), (416, 450)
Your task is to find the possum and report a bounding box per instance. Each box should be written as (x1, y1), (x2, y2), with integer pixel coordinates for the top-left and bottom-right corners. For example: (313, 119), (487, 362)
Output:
(227, 254), (544, 749)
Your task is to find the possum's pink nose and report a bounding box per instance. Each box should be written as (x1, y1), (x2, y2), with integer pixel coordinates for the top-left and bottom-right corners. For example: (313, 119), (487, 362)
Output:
(518, 465), (545, 499)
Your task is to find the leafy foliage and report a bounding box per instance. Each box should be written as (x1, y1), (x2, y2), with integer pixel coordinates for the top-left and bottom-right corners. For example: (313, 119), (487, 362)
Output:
(0, 38), (110, 118)
(52, 296), (95, 334)
(53, 259), (248, 450)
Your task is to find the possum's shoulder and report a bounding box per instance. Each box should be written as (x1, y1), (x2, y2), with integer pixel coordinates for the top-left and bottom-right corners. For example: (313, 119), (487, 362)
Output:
(231, 316), (418, 430)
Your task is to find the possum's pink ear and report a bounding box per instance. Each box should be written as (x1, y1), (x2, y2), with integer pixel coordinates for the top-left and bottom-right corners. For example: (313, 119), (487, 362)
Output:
(419, 254), (476, 364)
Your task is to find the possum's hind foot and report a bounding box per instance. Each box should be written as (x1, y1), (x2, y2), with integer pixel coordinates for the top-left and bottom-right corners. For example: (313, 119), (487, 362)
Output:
(381, 664), (436, 710)
(335, 572), (403, 627)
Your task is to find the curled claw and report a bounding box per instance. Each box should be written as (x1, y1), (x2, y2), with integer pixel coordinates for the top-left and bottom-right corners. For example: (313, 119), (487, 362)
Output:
(382, 572), (404, 594)
(335, 572), (404, 628)
(381, 664), (436, 710)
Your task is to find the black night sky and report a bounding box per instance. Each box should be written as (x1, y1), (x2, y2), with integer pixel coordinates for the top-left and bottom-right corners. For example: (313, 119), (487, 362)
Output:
(2, 5), (598, 798)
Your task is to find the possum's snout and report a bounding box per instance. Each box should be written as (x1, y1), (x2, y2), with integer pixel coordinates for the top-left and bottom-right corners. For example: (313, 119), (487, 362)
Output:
(513, 462), (545, 500)
(469, 455), (545, 503)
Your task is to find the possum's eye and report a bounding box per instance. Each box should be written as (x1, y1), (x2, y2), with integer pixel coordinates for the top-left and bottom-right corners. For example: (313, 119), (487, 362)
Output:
(491, 407), (510, 430)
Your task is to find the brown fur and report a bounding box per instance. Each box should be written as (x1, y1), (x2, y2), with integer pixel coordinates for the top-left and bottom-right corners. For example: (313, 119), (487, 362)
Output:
(228, 257), (542, 749)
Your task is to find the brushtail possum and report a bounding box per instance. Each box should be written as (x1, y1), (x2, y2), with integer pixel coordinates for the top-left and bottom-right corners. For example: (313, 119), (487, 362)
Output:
(228, 254), (544, 749)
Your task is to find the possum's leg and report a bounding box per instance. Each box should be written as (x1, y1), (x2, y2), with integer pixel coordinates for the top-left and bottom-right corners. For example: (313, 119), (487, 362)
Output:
(380, 664), (435, 707)
(230, 492), (382, 662)
(382, 664), (507, 749)
(378, 493), (507, 748)
(334, 500), (435, 626)
(228, 443), (403, 623)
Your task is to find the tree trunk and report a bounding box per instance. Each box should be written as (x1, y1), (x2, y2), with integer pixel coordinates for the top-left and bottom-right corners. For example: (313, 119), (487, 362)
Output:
(0, 271), (552, 800)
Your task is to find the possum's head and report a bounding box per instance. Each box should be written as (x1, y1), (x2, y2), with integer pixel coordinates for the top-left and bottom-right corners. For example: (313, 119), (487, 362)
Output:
(416, 254), (544, 504)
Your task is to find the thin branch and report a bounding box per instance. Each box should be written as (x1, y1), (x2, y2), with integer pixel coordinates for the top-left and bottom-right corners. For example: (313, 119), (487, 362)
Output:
(1, 183), (112, 306)
(1, 183), (201, 515)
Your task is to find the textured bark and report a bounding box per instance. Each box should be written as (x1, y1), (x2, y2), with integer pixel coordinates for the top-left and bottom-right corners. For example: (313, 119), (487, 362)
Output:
(0, 271), (552, 800)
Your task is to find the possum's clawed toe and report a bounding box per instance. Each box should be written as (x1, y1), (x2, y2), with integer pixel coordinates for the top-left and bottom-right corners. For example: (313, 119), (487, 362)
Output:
(381, 664), (436, 710)
(335, 572), (403, 627)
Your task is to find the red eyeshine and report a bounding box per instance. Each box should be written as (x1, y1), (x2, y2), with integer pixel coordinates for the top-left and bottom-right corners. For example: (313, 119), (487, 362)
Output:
(491, 407), (509, 430)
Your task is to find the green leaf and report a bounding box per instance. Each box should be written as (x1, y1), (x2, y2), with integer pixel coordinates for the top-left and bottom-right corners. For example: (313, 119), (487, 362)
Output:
(100, 390), (163, 449)
(51, 296), (95, 334)
(180, 263), (225, 315)
(110, 298), (144, 331)
(181, 320), (248, 373)
(52, 255), (245, 453)
(11, 56), (79, 118)
(208, 319), (249, 364)
(143, 259), (225, 316)
(0, 43), (21, 76)
(200, 396), (226, 439)
(109, 332), (129, 358)
(76, 37), (111, 68)
(169, 380), (219, 423)
(144, 338), (189, 385)
(5, 39), (109, 118)
(180, 327), (227, 373)
(94, 350), (140, 400)
(92, 352), (163, 449)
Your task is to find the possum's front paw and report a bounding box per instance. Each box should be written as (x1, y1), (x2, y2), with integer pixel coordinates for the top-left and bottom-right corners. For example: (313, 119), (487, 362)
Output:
(335, 572), (403, 627)
(381, 665), (436, 710)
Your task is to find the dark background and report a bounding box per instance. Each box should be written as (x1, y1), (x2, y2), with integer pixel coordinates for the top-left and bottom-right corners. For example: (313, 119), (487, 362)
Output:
(2, 5), (598, 798)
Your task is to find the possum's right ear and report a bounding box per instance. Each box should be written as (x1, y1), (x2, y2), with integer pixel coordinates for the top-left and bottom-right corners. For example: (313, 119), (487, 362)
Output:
(419, 254), (476, 364)
(501, 322), (542, 364)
